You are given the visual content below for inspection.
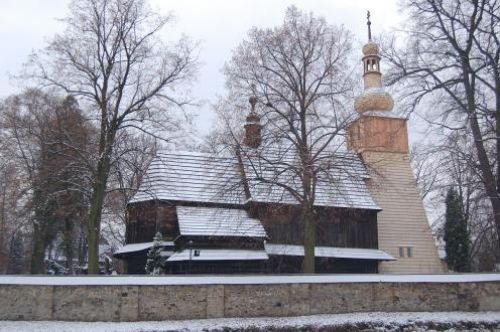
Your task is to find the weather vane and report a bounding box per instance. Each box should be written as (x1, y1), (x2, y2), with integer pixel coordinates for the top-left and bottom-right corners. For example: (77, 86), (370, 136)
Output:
(367, 10), (372, 41)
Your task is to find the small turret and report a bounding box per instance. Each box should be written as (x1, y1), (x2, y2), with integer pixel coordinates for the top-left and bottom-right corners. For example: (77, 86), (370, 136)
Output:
(243, 95), (262, 149)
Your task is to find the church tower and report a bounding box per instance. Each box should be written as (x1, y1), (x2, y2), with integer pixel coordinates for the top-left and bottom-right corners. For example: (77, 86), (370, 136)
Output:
(348, 12), (444, 273)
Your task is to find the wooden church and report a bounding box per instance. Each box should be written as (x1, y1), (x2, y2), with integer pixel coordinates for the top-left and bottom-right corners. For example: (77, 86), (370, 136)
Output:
(114, 20), (443, 275)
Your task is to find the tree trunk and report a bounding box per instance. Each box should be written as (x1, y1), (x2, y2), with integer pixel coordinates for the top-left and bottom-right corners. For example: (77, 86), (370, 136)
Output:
(78, 224), (86, 272)
(460, 61), (500, 261)
(302, 204), (316, 273)
(494, 77), (500, 260)
(30, 224), (46, 274)
(87, 155), (111, 274)
(63, 217), (74, 274)
(469, 111), (500, 235)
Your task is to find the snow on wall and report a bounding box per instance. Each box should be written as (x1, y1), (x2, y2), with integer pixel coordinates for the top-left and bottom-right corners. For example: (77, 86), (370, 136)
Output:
(1, 273), (500, 286)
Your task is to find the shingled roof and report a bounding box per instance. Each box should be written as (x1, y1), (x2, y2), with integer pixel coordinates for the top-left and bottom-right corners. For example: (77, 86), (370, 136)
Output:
(176, 206), (267, 238)
(129, 150), (379, 210)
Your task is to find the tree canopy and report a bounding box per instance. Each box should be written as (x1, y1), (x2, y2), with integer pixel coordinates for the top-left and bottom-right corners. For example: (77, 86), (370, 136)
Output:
(218, 6), (355, 272)
(25, 0), (197, 273)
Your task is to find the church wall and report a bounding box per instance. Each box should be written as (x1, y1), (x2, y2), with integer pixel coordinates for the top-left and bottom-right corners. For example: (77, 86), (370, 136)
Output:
(362, 151), (444, 273)
(255, 204), (378, 248)
(126, 202), (178, 243)
(126, 201), (378, 250)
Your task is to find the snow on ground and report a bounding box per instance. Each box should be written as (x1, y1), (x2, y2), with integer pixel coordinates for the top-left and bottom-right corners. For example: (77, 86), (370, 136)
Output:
(1, 273), (500, 286)
(1, 312), (500, 332)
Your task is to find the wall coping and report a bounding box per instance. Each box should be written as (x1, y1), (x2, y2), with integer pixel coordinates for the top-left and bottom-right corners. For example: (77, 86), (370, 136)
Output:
(1, 273), (500, 286)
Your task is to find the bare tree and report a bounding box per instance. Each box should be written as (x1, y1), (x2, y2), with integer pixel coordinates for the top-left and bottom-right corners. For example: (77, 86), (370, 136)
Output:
(383, 0), (500, 260)
(411, 130), (497, 270)
(25, 0), (197, 273)
(0, 91), (57, 274)
(218, 6), (355, 273)
(102, 132), (158, 251)
(0, 151), (29, 273)
(0, 91), (93, 274)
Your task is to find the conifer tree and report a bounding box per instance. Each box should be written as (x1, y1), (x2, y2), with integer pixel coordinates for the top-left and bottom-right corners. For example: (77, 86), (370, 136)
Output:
(145, 232), (164, 275)
(444, 188), (470, 272)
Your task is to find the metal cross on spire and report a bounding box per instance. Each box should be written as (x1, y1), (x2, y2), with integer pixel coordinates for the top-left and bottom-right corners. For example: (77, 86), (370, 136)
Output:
(249, 84), (257, 114)
(367, 10), (372, 41)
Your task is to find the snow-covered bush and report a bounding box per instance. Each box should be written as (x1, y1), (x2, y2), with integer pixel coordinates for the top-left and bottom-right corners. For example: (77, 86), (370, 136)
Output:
(145, 232), (164, 275)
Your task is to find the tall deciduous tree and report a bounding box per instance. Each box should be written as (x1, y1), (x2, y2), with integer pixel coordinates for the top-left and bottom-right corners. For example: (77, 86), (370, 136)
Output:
(0, 150), (27, 273)
(26, 0), (197, 273)
(221, 6), (354, 272)
(1, 91), (92, 274)
(444, 188), (471, 272)
(383, 0), (500, 259)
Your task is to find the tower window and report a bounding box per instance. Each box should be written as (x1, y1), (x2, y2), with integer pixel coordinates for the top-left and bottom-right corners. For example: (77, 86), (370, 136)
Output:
(399, 246), (414, 258)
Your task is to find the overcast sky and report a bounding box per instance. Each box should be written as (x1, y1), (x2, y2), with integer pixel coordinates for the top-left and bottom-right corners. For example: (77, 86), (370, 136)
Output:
(0, 0), (403, 135)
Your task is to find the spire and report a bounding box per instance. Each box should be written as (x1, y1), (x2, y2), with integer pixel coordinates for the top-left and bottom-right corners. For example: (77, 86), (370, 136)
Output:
(367, 10), (372, 41)
(361, 11), (381, 87)
(354, 12), (394, 114)
(243, 92), (262, 149)
(249, 95), (257, 115)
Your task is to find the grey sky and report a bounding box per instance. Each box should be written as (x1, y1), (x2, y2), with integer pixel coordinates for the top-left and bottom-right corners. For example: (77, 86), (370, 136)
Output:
(0, 0), (402, 135)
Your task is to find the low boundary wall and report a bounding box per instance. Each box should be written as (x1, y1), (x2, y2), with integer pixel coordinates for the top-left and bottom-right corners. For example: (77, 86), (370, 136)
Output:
(1, 274), (499, 321)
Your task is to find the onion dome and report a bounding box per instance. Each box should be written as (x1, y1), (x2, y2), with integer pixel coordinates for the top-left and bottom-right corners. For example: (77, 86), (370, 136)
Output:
(355, 88), (394, 113)
(362, 42), (379, 56)
(354, 11), (394, 114)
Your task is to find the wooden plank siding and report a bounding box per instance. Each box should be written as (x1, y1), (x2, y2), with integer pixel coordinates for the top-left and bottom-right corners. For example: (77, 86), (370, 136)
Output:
(124, 200), (379, 274)
(126, 201), (378, 253)
(126, 201), (179, 243)
(252, 203), (378, 249)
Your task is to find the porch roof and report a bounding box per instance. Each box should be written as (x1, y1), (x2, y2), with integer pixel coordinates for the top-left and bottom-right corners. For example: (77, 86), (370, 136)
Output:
(265, 243), (395, 261)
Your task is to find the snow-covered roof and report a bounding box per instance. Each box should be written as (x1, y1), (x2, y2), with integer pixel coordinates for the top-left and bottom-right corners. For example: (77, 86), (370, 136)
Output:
(176, 206), (267, 238)
(166, 249), (268, 262)
(129, 150), (379, 210)
(113, 241), (174, 256)
(265, 243), (395, 261)
(129, 152), (244, 205)
(240, 148), (379, 209)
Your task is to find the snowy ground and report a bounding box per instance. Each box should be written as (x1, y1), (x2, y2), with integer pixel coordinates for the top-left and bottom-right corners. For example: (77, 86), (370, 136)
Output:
(1, 312), (500, 332)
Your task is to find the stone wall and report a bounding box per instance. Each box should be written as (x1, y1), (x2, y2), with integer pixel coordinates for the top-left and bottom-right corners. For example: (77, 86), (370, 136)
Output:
(1, 276), (499, 321)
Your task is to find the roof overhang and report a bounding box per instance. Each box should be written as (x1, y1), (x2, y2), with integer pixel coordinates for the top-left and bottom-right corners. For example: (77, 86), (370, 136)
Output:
(166, 249), (269, 262)
(113, 241), (174, 258)
(265, 243), (395, 261)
